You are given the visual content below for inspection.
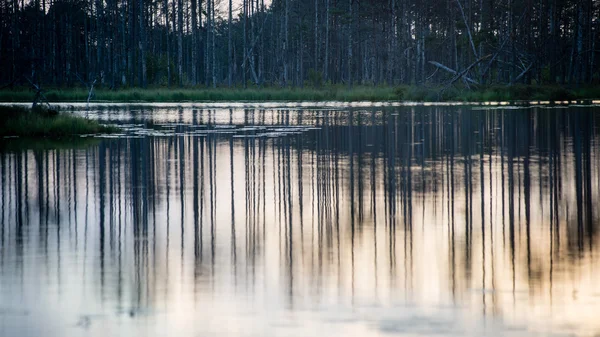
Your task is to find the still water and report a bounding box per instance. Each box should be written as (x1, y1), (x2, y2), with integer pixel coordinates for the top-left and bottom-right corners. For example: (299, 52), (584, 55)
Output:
(1, 103), (599, 336)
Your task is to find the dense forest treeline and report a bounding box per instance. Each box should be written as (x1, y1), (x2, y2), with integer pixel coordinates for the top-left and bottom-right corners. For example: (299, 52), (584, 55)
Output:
(0, 0), (598, 89)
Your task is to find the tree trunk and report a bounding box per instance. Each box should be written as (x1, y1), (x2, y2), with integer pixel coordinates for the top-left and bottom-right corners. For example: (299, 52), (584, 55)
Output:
(388, 0), (395, 85)
(177, 0), (183, 86)
(324, 0), (329, 81)
(96, 0), (104, 84)
(139, 0), (147, 87)
(228, 0), (233, 87)
(284, 0), (289, 86)
(242, 0), (247, 87)
(211, 0), (215, 87)
(191, 0), (198, 85)
(574, 3), (584, 84)
(259, 0), (265, 85)
(348, 0), (353, 88)
(129, 0), (136, 85)
(314, 0), (319, 73)
(164, 0), (171, 86)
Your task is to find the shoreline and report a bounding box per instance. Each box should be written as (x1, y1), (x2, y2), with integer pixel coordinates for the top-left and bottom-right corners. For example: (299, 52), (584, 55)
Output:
(1, 85), (599, 104)
(2, 100), (600, 109)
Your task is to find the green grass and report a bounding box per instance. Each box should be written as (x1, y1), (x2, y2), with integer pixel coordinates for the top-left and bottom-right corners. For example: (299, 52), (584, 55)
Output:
(0, 106), (118, 138)
(0, 86), (398, 102)
(0, 84), (598, 103)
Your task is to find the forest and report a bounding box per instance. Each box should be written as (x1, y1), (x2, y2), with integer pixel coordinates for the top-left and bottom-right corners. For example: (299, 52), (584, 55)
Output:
(0, 0), (598, 90)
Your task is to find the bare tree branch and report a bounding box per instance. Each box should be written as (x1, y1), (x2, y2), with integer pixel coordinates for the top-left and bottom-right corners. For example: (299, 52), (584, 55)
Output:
(25, 76), (51, 109)
(481, 9), (529, 78)
(508, 63), (533, 86)
(75, 73), (97, 104)
(445, 55), (491, 88)
(428, 61), (479, 84)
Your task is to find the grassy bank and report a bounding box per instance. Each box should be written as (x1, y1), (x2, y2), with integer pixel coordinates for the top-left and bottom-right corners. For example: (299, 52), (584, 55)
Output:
(0, 85), (598, 103)
(0, 106), (117, 138)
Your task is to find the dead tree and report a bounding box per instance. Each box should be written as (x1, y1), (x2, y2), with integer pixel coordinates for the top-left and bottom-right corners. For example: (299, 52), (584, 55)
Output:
(25, 76), (51, 109)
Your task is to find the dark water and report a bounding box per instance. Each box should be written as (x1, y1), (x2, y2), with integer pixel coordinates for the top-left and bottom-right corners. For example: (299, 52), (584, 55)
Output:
(1, 104), (600, 337)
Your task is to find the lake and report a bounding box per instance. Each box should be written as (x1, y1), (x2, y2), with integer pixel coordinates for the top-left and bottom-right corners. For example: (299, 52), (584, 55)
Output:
(1, 103), (599, 336)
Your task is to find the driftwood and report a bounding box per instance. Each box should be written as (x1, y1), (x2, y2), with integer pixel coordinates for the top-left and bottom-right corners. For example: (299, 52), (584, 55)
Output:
(445, 55), (491, 87)
(428, 61), (479, 84)
(429, 55), (492, 99)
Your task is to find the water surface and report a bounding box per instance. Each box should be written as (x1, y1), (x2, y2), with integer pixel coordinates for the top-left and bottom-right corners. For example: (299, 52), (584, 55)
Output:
(1, 103), (600, 336)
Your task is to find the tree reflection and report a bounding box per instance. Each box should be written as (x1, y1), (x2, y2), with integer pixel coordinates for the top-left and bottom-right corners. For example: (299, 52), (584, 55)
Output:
(1, 105), (599, 334)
